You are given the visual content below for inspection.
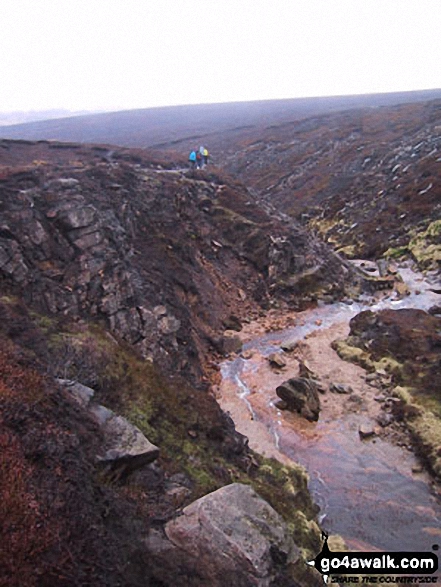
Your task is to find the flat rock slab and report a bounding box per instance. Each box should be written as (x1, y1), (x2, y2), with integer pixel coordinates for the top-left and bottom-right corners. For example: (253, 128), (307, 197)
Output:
(89, 405), (159, 469)
(58, 379), (159, 473)
(161, 483), (299, 587)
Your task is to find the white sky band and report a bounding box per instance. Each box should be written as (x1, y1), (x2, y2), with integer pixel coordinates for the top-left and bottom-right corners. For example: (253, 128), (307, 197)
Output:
(1, 0), (441, 112)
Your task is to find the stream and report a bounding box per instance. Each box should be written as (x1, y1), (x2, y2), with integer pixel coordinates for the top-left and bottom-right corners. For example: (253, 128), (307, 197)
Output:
(217, 262), (441, 555)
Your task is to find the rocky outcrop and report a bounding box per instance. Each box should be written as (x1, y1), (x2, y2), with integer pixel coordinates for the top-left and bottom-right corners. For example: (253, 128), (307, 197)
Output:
(0, 141), (354, 385)
(276, 377), (321, 421)
(146, 483), (299, 587)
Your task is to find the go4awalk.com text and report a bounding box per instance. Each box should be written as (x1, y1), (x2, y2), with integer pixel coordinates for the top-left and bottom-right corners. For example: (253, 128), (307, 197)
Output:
(307, 532), (439, 584)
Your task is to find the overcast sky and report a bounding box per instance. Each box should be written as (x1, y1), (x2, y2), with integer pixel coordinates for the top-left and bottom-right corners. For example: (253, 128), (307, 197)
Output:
(1, 0), (441, 113)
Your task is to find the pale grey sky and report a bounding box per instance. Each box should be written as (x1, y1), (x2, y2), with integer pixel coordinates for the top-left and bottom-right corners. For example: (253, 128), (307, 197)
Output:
(1, 0), (441, 113)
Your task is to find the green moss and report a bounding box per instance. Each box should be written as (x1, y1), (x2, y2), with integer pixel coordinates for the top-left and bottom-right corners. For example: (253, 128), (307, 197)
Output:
(389, 386), (441, 478)
(391, 386), (413, 404)
(408, 220), (441, 268)
(373, 356), (403, 377)
(331, 340), (374, 371)
(0, 295), (18, 305)
(126, 403), (156, 440)
(426, 219), (441, 237)
(287, 511), (321, 560)
(383, 245), (409, 260)
(336, 245), (357, 258)
(408, 411), (441, 478)
(29, 312), (57, 332)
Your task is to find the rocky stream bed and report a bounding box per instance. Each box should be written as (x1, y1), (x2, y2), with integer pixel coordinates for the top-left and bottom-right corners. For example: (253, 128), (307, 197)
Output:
(216, 261), (441, 559)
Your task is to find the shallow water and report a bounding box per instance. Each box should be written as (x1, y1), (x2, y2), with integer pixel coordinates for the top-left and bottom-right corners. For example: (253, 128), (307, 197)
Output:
(219, 263), (441, 555)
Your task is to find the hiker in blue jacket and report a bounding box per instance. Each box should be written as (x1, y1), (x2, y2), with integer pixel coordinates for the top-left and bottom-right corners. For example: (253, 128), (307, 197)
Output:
(188, 150), (197, 169)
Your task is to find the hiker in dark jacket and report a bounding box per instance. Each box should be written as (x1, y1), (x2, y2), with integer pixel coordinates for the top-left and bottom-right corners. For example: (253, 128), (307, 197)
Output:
(196, 151), (203, 169)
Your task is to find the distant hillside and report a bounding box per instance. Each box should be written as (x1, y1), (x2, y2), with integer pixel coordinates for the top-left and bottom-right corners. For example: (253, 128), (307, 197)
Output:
(1, 89), (441, 150)
(217, 98), (441, 262)
(0, 109), (99, 127)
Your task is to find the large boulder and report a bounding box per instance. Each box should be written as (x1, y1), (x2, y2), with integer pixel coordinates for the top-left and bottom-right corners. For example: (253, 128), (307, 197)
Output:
(147, 483), (299, 587)
(276, 377), (320, 421)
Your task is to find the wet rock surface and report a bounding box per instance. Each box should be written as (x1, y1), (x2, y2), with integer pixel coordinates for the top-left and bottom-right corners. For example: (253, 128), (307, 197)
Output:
(218, 278), (441, 555)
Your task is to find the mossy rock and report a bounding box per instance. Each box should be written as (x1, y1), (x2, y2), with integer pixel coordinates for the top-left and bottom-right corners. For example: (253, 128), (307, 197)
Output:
(391, 386), (414, 404)
(336, 245), (357, 258)
(383, 245), (409, 260)
(373, 356), (403, 377)
(408, 220), (441, 269)
(331, 339), (374, 371)
(408, 411), (441, 479)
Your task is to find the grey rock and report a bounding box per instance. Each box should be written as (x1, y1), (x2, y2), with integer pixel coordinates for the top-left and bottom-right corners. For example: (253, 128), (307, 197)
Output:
(280, 339), (298, 353)
(158, 315), (181, 335)
(149, 483), (299, 587)
(223, 314), (243, 332)
(57, 379), (95, 408)
(153, 305), (167, 318)
(297, 360), (315, 380)
(57, 206), (97, 229)
(70, 230), (104, 250)
(58, 379), (159, 474)
(222, 333), (243, 355)
(91, 406), (159, 471)
(330, 382), (353, 395)
(359, 425), (376, 439)
(274, 400), (288, 411)
(48, 177), (80, 189)
(268, 352), (287, 369)
(376, 412), (394, 428)
(89, 403), (115, 426)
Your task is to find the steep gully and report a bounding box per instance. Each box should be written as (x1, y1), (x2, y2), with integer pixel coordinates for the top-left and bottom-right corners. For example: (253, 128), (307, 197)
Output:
(216, 263), (441, 554)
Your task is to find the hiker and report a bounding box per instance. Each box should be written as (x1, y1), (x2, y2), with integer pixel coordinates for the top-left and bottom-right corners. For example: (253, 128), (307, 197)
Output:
(203, 147), (209, 165)
(188, 150), (197, 169)
(196, 150), (203, 169)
